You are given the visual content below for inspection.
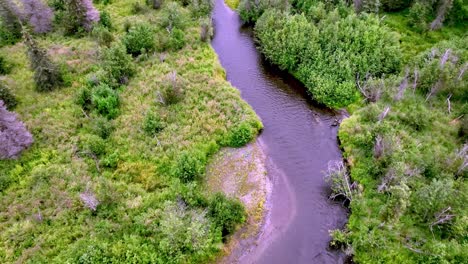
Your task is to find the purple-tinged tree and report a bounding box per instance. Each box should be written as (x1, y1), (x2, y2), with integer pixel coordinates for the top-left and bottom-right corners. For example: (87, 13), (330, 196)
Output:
(21, 0), (53, 33)
(0, 100), (34, 159)
(65, 0), (100, 34)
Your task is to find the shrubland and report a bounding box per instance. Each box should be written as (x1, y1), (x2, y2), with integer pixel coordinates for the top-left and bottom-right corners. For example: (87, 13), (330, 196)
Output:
(0, 0), (262, 263)
(236, 0), (467, 262)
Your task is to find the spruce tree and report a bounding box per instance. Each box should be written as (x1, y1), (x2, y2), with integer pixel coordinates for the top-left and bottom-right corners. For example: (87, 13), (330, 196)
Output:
(24, 31), (63, 91)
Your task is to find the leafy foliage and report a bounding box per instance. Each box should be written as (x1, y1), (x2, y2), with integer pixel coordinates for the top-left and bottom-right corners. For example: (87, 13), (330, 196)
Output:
(176, 150), (207, 182)
(91, 83), (120, 119)
(0, 82), (17, 110)
(100, 42), (135, 87)
(142, 110), (164, 136)
(0, 54), (12, 75)
(123, 23), (155, 56)
(339, 38), (467, 262)
(64, 0), (100, 34)
(255, 8), (401, 108)
(208, 193), (246, 236)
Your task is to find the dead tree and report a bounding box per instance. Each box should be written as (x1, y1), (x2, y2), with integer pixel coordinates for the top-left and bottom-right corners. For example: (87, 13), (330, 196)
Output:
(324, 160), (354, 205)
(356, 73), (382, 103)
(430, 207), (455, 231)
(430, 0), (453, 31)
(378, 106), (391, 122)
(374, 134), (384, 159)
(394, 68), (409, 101)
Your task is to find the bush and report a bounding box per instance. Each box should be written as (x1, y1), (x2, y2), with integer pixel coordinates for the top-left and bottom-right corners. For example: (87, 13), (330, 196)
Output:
(98, 10), (112, 29)
(0, 55), (12, 74)
(408, 2), (430, 32)
(199, 18), (213, 42)
(64, 0), (100, 34)
(208, 193), (246, 237)
(0, 0), (22, 46)
(142, 111), (165, 136)
(92, 25), (114, 46)
(123, 23), (155, 56)
(160, 2), (186, 30)
(228, 122), (255, 147)
(238, 0), (289, 24)
(76, 86), (92, 111)
(254, 9), (401, 108)
(175, 150), (206, 182)
(160, 71), (184, 105)
(131, 1), (149, 14)
(79, 134), (106, 156)
(101, 43), (135, 87)
(90, 116), (114, 139)
(0, 100), (34, 160)
(167, 28), (186, 51)
(0, 82), (17, 110)
(191, 0), (213, 17)
(91, 84), (120, 119)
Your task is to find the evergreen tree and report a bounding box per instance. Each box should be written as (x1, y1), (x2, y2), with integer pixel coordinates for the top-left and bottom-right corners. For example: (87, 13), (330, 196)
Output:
(24, 31), (63, 91)
(0, 0), (22, 44)
(64, 0), (100, 34)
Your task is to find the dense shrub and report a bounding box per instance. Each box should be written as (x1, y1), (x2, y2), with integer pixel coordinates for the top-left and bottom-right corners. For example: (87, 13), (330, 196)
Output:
(0, 82), (17, 110)
(0, 55), (12, 75)
(160, 2), (187, 30)
(79, 134), (106, 156)
(228, 122), (256, 147)
(21, 0), (54, 33)
(147, 0), (162, 9)
(92, 25), (114, 46)
(64, 0), (100, 34)
(131, 1), (149, 14)
(175, 150), (206, 182)
(208, 193), (246, 237)
(167, 28), (186, 51)
(160, 71), (184, 105)
(142, 111), (165, 136)
(0, 100), (34, 159)
(123, 23), (155, 56)
(76, 86), (92, 110)
(0, 0), (22, 46)
(91, 84), (120, 119)
(101, 43), (135, 87)
(24, 32), (64, 92)
(255, 9), (401, 108)
(191, 0), (213, 17)
(90, 116), (114, 139)
(238, 0), (289, 24)
(199, 18), (213, 42)
(98, 10), (112, 29)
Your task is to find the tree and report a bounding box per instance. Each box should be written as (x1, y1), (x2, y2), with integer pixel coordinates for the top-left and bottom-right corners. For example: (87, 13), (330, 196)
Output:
(24, 31), (63, 91)
(0, 100), (34, 159)
(21, 0), (53, 33)
(64, 0), (100, 34)
(0, 0), (22, 44)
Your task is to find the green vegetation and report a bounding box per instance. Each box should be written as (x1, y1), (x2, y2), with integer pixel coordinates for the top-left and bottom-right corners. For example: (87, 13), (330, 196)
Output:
(254, 7), (401, 108)
(0, 0), (262, 263)
(238, 0), (467, 262)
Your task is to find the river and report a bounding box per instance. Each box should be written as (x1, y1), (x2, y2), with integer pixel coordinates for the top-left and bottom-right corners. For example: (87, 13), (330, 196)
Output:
(211, 0), (348, 263)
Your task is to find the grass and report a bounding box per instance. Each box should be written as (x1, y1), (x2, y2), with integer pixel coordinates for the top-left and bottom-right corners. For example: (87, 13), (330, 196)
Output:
(225, 0), (240, 10)
(383, 10), (467, 64)
(0, 0), (262, 263)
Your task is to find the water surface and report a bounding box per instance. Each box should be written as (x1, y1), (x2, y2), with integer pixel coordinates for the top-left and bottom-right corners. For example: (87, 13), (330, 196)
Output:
(211, 1), (348, 263)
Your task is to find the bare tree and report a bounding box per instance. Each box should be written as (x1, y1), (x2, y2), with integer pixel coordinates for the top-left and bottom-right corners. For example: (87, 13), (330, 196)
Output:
(356, 73), (382, 103)
(324, 160), (354, 204)
(378, 106), (391, 122)
(79, 186), (100, 211)
(0, 100), (34, 159)
(430, 207), (455, 231)
(430, 0), (453, 31)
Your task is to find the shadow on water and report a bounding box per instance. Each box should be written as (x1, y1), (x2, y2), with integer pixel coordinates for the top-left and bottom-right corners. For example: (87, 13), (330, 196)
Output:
(211, 0), (349, 263)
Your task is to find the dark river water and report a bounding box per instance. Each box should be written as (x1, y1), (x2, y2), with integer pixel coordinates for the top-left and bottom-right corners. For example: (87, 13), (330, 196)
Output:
(211, 0), (348, 263)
